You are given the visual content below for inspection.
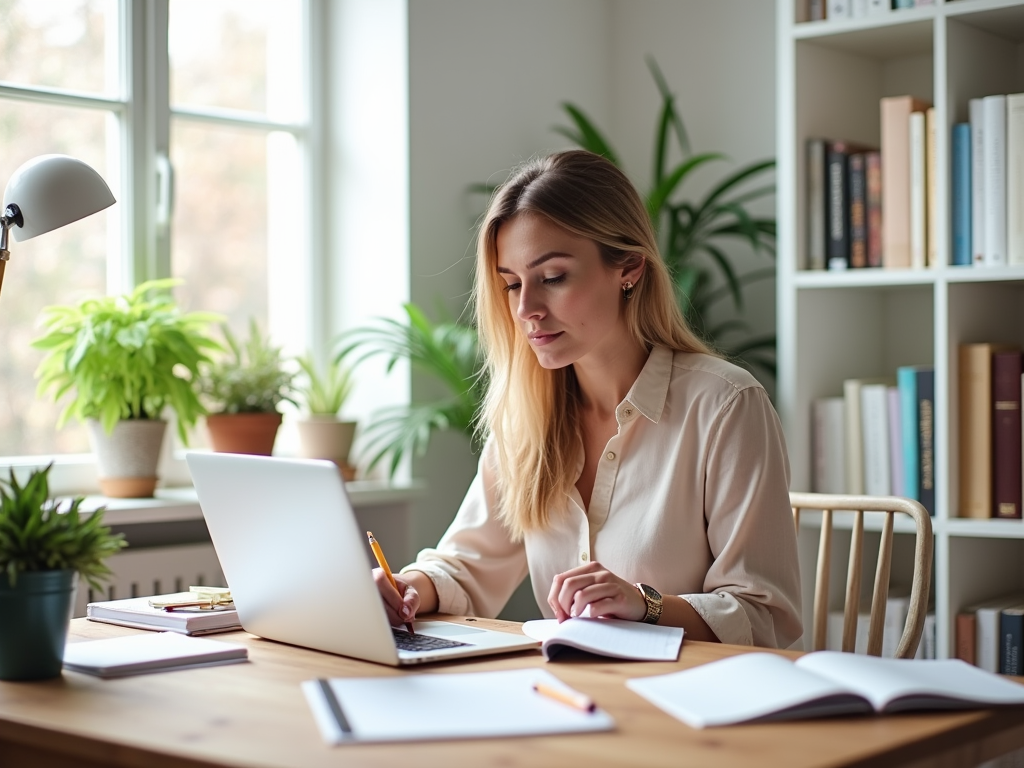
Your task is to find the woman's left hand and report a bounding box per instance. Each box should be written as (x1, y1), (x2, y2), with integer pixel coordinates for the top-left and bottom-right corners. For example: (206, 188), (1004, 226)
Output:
(547, 561), (647, 622)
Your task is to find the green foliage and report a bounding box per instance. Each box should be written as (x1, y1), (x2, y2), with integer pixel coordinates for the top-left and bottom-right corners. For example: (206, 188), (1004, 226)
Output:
(32, 278), (222, 443)
(0, 464), (125, 590)
(336, 304), (483, 478)
(198, 319), (297, 414)
(295, 353), (355, 416)
(553, 56), (778, 379)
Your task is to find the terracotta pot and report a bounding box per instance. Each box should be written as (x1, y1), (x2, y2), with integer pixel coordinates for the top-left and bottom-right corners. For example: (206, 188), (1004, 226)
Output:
(296, 417), (358, 480)
(205, 412), (283, 455)
(87, 418), (167, 498)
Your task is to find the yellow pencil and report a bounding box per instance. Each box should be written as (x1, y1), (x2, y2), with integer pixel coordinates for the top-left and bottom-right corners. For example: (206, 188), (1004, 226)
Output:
(532, 681), (596, 713)
(367, 531), (415, 635)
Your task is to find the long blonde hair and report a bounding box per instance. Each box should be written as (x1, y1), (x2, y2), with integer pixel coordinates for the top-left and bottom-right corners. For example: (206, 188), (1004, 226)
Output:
(475, 150), (712, 539)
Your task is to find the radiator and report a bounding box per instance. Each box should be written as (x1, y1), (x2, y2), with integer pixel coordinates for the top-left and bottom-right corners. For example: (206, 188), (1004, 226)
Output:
(74, 543), (226, 618)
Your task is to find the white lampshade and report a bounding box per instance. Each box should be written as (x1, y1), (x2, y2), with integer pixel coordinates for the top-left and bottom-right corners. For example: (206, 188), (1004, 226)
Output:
(2, 154), (115, 242)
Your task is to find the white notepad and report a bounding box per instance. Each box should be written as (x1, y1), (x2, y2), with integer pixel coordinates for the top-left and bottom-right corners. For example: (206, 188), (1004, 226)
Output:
(63, 631), (248, 678)
(302, 668), (614, 744)
(522, 617), (683, 661)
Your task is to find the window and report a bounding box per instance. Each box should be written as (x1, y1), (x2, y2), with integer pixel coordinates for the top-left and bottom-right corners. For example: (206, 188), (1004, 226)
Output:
(0, 0), (315, 469)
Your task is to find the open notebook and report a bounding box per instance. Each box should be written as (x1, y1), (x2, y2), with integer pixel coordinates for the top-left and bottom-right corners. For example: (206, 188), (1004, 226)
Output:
(522, 617), (683, 661)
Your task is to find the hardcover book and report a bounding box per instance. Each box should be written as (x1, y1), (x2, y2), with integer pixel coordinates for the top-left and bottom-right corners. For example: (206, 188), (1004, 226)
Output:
(1000, 606), (1024, 676)
(1007, 93), (1024, 265)
(916, 367), (935, 516)
(909, 110), (927, 269)
(983, 94), (1007, 266)
(970, 98), (986, 265)
(849, 152), (868, 268)
(806, 138), (827, 270)
(992, 351), (1023, 519)
(880, 95), (931, 268)
(866, 151), (883, 267)
(951, 122), (972, 266)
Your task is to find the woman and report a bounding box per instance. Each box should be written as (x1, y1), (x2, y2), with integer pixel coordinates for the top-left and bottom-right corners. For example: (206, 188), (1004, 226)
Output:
(374, 149), (801, 648)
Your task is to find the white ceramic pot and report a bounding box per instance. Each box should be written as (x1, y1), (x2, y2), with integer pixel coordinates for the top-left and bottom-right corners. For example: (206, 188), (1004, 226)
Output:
(296, 417), (357, 480)
(87, 418), (167, 498)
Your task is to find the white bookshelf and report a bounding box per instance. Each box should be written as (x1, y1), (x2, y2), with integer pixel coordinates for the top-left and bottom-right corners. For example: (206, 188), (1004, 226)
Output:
(777, 0), (1024, 659)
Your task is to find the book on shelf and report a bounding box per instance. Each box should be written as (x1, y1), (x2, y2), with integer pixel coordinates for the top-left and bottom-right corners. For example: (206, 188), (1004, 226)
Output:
(827, 0), (850, 19)
(958, 343), (1021, 518)
(992, 351), (1023, 520)
(897, 366), (921, 502)
(625, 651), (1024, 729)
(867, 0), (891, 13)
(925, 107), (938, 267)
(826, 140), (870, 270)
(843, 377), (891, 494)
(86, 593), (242, 636)
(951, 122), (972, 266)
(520, 617), (683, 662)
(861, 382), (894, 496)
(812, 397), (846, 494)
(916, 366), (935, 516)
(806, 138), (827, 270)
(957, 611), (977, 666)
(970, 98), (986, 265)
(809, 0), (827, 22)
(887, 386), (906, 497)
(1007, 93), (1024, 265)
(983, 94), (1007, 266)
(893, 0), (914, 7)
(965, 594), (1024, 674)
(909, 110), (927, 269)
(866, 150), (883, 267)
(825, 589), (927, 659)
(1001, 605), (1024, 676)
(881, 95), (930, 268)
(63, 631), (248, 678)
(849, 152), (868, 268)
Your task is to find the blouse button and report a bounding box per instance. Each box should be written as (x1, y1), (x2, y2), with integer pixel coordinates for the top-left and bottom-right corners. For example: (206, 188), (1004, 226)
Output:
(581, 552), (589, 562)
(605, 451), (616, 461)
(624, 407), (633, 417)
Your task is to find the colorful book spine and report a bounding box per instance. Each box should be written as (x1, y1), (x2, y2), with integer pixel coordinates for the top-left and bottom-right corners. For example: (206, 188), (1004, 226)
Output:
(897, 366), (920, 501)
(917, 367), (935, 516)
(951, 122), (972, 266)
(866, 151), (883, 267)
(956, 612), (976, 665)
(849, 153), (867, 268)
(992, 351), (1023, 519)
(1000, 607), (1024, 675)
(826, 141), (852, 270)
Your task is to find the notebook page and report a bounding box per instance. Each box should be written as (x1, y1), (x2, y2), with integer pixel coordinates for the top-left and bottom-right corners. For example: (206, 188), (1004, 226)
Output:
(522, 618), (683, 661)
(302, 668), (614, 744)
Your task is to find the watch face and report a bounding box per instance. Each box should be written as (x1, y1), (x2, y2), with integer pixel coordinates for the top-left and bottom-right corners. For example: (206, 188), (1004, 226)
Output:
(641, 584), (662, 601)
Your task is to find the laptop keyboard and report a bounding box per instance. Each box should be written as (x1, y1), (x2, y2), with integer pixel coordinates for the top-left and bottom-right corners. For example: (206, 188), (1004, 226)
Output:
(392, 628), (470, 653)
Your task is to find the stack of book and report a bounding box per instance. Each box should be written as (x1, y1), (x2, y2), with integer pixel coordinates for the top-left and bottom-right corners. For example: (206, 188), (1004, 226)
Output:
(955, 594), (1024, 675)
(959, 344), (1023, 520)
(812, 365), (935, 514)
(805, 0), (925, 24)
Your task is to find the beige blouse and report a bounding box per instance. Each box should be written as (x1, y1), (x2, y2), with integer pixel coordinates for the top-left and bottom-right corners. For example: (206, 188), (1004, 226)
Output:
(401, 345), (802, 649)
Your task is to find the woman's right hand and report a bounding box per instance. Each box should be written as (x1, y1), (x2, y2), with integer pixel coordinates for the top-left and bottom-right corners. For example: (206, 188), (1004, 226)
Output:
(372, 568), (420, 627)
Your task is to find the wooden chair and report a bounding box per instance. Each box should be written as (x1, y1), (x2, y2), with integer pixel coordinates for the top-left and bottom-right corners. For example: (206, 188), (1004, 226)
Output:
(790, 492), (933, 659)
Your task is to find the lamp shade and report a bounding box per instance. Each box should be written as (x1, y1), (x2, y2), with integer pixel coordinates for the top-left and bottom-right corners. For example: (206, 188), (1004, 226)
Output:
(2, 154), (115, 242)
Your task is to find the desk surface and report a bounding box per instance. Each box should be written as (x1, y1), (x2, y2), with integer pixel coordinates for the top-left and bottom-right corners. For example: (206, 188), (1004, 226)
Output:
(1, 618), (1023, 768)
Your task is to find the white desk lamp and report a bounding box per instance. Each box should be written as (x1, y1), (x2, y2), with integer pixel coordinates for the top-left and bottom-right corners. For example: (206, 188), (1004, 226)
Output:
(0, 154), (116, 300)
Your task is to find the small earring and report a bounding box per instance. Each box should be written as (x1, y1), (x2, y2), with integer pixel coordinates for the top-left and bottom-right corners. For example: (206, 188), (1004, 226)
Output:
(622, 281), (635, 300)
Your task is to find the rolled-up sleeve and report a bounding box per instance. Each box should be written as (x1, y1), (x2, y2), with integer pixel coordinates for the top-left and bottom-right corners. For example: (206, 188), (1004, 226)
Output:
(400, 441), (528, 618)
(682, 385), (802, 648)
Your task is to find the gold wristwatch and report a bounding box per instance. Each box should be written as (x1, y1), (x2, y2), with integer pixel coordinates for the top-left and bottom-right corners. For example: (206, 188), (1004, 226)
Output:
(635, 583), (663, 624)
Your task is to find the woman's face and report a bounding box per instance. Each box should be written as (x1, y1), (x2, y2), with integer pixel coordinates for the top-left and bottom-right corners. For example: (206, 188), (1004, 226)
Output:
(495, 213), (631, 370)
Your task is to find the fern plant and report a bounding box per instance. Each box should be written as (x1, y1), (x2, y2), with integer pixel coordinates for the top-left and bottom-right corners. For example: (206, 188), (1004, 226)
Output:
(0, 464), (125, 589)
(32, 278), (221, 443)
(336, 303), (483, 478)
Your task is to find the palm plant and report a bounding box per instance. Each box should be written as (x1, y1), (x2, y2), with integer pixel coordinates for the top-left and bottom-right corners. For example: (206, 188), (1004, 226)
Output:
(553, 56), (777, 379)
(336, 304), (483, 478)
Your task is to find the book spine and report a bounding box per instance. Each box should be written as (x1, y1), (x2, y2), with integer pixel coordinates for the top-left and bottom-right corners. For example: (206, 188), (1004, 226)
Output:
(992, 351), (1023, 519)
(978, 606), (1003, 673)
(956, 612), (977, 665)
(826, 142), (851, 270)
(844, 379), (866, 495)
(867, 0), (891, 12)
(807, 138), (827, 270)
(849, 153), (867, 268)
(1007, 94), (1024, 265)
(922, 612), (936, 660)
(910, 111), (927, 269)
(898, 367), (920, 500)
(951, 122), (972, 267)
(887, 386), (905, 497)
(809, 0), (827, 21)
(894, 0), (914, 7)
(959, 344), (995, 518)
(881, 96), (928, 267)
(813, 397), (846, 493)
(861, 384), (891, 496)
(1000, 610), (1023, 675)
(970, 98), (986, 265)
(866, 151), (883, 268)
(828, 0), (851, 18)
(926, 107), (938, 267)
(917, 367), (935, 516)
(851, 0), (867, 16)
(983, 94), (1007, 266)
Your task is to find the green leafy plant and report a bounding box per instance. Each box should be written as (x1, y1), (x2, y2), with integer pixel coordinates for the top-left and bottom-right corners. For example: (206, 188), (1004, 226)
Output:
(553, 56), (777, 378)
(198, 319), (297, 414)
(32, 278), (222, 442)
(336, 303), (483, 477)
(0, 464), (125, 589)
(295, 353), (355, 416)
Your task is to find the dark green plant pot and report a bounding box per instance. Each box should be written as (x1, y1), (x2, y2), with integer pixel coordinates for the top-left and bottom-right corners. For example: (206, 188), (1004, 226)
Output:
(0, 569), (77, 681)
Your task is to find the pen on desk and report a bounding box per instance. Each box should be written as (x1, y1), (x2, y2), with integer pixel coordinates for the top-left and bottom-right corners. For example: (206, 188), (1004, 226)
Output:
(532, 682), (597, 713)
(366, 531), (415, 635)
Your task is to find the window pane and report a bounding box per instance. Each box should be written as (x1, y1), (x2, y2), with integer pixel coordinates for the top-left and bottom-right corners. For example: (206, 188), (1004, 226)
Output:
(0, 0), (117, 95)
(0, 102), (113, 456)
(170, 120), (268, 332)
(169, 0), (302, 117)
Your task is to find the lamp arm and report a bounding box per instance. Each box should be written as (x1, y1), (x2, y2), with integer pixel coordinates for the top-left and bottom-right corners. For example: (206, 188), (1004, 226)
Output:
(0, 204), (24, 301)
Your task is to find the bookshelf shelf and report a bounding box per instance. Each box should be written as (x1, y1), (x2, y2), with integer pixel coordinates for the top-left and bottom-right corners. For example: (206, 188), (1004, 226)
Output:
(778, 0), (1024, 661)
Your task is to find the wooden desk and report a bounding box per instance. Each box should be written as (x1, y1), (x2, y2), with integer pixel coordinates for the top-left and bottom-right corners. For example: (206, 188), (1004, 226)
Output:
(1, 618), (1023, 768)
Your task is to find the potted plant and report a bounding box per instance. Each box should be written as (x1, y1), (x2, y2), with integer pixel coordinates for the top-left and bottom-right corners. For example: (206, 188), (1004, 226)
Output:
(198, 319), (297, 455)
(32, 278), (221, 498)
(294, 352), (358, 480)
(0, 464), (125, 680)
(337, 303), (483, 479)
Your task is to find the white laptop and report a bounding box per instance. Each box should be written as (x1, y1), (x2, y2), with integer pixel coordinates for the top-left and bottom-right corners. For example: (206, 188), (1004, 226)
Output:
(186, 452), (539, 666)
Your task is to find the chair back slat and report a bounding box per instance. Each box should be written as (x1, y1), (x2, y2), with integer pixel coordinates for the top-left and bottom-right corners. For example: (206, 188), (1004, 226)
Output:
(842, 510), (863, 653)
(790, 492), (933, 659)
